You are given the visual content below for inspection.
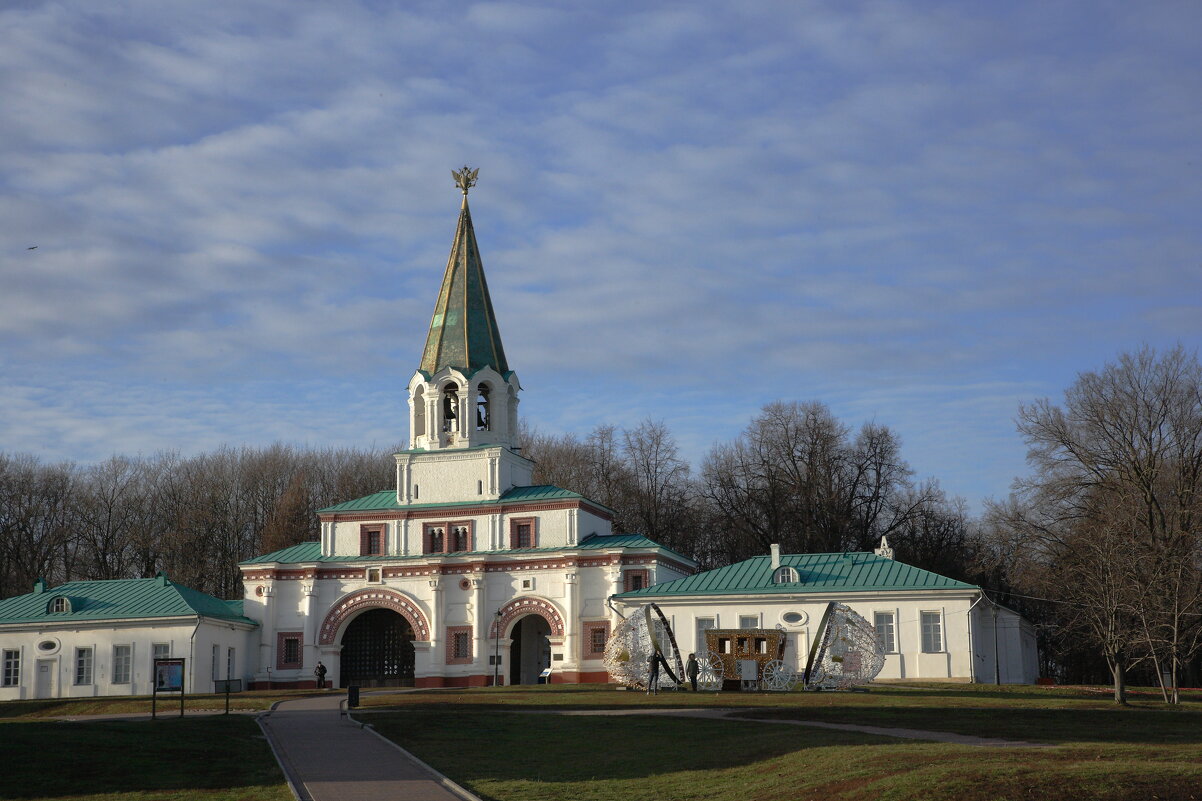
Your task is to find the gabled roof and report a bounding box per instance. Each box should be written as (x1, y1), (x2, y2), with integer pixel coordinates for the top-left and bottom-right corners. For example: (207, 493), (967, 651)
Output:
(241, 532), (689, 566)
(0, 576), (257, 626)
(317, 484), (593, 514)
(418, 190), (509, 376)
(617, 552), (976, 598)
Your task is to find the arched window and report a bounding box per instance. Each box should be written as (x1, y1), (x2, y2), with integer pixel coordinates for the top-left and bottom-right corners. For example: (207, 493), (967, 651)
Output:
(441, 385), (459, 433)
(413, 386), (426, 438)
(48, 596), (71, 613)
(476, 385), (490, 431)
(772, 566), (799, 584)
(426, 526), (445, 554)
(451, 525), (471, 552)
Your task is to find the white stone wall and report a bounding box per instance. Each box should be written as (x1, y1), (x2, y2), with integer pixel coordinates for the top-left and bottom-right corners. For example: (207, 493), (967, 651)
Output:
(612, 590), (1030, 683)
(0, 620), (256, 700)
(245, 553), (665, 688)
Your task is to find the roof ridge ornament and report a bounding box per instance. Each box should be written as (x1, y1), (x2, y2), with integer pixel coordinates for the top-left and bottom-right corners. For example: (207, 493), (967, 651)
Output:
(452, 165), (479, 195)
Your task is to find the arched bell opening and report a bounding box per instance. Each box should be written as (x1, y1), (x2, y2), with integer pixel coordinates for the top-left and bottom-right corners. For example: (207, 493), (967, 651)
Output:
(412, 385), (426, 444)
(509, 614), (552, 685)
(475, 384), (491, 431)
(441, 384), (461, 434)
(338, 608), (416, 688)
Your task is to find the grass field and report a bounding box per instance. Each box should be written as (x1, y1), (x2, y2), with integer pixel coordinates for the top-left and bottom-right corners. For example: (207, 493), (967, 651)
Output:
(2, 683), (1198, 801)
(0, 688), (334, 719)
(356, 683), (1202, 801)
(0, 715), (293, 801)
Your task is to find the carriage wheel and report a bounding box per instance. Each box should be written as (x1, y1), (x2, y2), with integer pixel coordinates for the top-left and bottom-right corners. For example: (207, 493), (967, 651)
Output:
(761, 659), (798, 691)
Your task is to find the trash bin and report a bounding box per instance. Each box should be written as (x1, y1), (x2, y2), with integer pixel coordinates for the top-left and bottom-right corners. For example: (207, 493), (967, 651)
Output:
(347, 686), (360, 709)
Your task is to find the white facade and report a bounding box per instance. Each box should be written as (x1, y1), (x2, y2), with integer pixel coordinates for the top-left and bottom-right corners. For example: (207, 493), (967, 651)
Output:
(616, 592), (1037, 684)
(0, 612), (257, 700)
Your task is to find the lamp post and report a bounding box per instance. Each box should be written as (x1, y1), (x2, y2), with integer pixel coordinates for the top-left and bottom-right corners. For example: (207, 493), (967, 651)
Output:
(493, 609), (503, 687)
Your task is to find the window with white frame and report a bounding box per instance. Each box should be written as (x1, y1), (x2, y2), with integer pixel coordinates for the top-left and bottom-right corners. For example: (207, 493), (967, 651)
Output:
(696, 617), (716, 656)
(75, 647), (93, 685)
(112, 645), (131, 684)
(921, 611), (943, 653)
(738, 614), (759, 629)
(2, 650), (19, 687)
(874, 612), (896, 653)
(772, 566), (799, 584)
(212, 644), (220, 680)
(152, 643), (170, 670)
(227, 648), (236, 680)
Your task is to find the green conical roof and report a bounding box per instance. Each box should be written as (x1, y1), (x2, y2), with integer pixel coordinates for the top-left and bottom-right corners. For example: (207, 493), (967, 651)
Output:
(419, 186), (509, 376)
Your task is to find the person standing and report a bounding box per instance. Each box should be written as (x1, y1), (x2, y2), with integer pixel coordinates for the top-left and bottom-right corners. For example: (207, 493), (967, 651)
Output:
(314, 661), (328, 690)
(686, 653), (699, 691)
(646, 651), (660, 695)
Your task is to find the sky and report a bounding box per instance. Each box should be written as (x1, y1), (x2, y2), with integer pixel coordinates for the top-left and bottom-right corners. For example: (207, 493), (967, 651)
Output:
(2, 1), (1200, 512)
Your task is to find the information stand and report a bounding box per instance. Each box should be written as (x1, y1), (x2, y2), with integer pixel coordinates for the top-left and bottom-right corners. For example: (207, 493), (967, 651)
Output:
(152, 658), (185, 719)
(213, 678), (243, 714)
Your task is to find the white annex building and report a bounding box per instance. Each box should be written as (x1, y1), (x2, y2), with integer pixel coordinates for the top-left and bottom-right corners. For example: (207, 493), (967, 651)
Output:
(0, 170), (1038, 698)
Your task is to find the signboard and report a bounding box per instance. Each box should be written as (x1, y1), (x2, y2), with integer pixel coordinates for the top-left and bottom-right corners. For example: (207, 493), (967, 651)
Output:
(154, 659), (184, 692)
(152, 658), (185, 719)
(213, 679), (242, 693)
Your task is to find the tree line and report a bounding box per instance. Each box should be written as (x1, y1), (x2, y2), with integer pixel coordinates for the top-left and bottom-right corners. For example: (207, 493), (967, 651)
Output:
(0, 445), (396, 600)
(3, 346), (1200, 700)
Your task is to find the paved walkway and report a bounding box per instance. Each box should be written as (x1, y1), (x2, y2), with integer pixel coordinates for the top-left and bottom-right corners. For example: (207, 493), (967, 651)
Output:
(257, 694), (479, 801)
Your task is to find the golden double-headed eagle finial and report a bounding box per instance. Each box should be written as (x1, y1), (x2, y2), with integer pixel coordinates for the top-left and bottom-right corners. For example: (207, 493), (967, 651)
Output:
(452, 165), (479, 195)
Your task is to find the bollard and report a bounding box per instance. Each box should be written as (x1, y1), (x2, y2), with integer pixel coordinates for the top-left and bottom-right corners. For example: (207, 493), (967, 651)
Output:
(347, 685), (360, 709)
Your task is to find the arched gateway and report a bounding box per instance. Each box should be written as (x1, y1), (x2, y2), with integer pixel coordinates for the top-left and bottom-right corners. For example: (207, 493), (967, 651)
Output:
(319, 589), (431, 688)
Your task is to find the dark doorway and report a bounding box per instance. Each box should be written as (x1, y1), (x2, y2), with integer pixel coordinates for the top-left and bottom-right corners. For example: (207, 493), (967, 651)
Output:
(509, 614), (551, 685)
(339, 608), (415, 688)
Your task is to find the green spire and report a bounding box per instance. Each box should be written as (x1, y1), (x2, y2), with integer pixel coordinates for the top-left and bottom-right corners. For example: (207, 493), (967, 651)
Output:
(419, 168), (509, 376)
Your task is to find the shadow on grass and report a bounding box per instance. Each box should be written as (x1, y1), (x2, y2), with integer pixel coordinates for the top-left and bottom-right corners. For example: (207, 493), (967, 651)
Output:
(368, 707), (893, 785)
(0, 716), (291, 800)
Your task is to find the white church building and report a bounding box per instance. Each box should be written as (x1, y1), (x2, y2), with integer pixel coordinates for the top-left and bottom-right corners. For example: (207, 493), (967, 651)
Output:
(0, 169), (1038, 698)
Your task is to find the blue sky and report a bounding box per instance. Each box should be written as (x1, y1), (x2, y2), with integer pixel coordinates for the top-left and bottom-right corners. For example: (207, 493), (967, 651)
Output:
(2, 1), (1200, 510)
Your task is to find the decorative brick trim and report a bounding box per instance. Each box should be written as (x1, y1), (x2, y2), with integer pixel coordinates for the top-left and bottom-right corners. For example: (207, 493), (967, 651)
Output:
(489, 596), (565, 638)
(582, 621), (610, 659)
(623, 569), (650, 592)
(318, 498), (614, 524)
(276, 632), (303, 670)
(423, 520), (474, 554)
(509, 517), (537, 549)
(318, 588), (430, 644)
(360, 524), (385, 556)
(446, 626), (473, 664)
(242, 554), (695, 581)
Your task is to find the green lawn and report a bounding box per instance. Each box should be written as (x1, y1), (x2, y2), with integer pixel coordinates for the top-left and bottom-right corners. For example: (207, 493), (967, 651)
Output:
(0, 688), (335, 719)
(357, 683), (1202, 801)
(0, 716), (293, 801)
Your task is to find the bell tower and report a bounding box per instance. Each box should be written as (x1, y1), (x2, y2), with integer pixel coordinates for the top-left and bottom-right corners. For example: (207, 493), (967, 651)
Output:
(407, 167), (521, 452)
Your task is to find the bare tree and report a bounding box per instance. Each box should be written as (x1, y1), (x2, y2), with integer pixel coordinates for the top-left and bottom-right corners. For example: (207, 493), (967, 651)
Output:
(997, 345), (1202, 703)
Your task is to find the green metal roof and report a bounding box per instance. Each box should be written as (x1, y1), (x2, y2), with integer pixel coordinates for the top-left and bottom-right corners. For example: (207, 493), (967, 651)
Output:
(0, 576), (257, 626)
(317, 484), (592, 514)
(419, 192), (509, 375)
(242, 532), (686, 566)
(617, 552), (976, 598)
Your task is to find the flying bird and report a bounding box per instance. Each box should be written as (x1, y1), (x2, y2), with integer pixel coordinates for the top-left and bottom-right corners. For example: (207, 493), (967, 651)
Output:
(27, 246), (37, 250)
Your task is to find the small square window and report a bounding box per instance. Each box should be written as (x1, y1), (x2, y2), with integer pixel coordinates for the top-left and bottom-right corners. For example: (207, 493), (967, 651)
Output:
(366, 567), (382, 583)
(590, 628), (607, 654)
(360, 526), (384, 556)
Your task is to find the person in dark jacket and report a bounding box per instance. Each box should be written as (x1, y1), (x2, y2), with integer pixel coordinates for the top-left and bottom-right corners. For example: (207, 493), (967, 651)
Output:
(314, 661), (328, 689)
(686, 653), (699, 691)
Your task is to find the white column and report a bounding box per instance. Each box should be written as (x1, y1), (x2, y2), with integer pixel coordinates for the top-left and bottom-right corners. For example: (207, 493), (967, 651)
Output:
(427, 578), (443, 672)
(258, 586), (276, 684)
(563, 572), (579, 671)
(302, 584), (318, 672)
